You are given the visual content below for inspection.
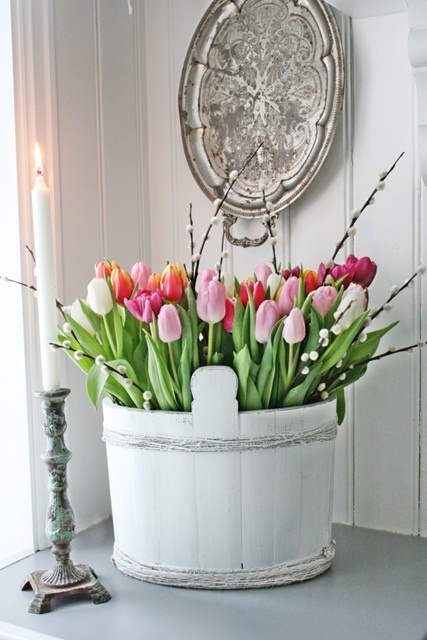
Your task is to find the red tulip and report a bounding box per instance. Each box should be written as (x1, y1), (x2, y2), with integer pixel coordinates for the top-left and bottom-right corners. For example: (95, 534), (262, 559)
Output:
(303, 270), (318, 294)
(110, 267), (134, 304)
(222, 297), (236, 332)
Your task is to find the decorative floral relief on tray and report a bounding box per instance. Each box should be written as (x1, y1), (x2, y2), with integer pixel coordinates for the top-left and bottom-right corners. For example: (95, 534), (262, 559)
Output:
(179, 0), (344, 219)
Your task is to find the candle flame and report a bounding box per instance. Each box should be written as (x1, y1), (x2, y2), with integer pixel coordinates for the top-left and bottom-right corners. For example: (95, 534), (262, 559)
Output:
(35, 142), (43, 175)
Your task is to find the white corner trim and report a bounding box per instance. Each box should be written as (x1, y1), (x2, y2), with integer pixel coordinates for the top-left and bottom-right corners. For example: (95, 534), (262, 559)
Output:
(0, 622), (63, 640)
(406, 0), (427, 184)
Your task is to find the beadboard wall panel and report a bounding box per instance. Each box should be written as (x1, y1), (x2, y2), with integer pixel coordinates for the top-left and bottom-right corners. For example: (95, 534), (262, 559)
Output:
(16, 0), (426, 539)
(351, 13), (419, 534)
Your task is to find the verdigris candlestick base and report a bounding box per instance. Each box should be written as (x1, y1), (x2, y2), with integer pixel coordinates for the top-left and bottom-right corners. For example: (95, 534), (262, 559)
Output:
(21, 388), (111, 614)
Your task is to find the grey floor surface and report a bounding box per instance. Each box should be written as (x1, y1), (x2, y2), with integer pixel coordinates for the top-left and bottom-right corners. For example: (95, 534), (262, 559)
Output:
(0, 519), (426, 640)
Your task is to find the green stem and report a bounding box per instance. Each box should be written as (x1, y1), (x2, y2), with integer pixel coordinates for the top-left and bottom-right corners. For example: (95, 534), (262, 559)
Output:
(168, 342), (180, 389)
(103, 315), (117, 359)
(207, 323), (214, 365)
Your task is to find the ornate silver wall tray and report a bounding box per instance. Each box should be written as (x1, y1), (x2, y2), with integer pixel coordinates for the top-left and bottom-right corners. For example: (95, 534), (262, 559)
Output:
(179, 0), (344, 220)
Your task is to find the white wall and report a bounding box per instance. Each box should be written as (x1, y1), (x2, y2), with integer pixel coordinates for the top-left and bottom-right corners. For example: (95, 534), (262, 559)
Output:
(10, 0), (427, 539)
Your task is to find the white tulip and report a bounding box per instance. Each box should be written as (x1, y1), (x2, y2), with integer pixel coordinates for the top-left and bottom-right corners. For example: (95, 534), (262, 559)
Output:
(87, 278), (113, 316)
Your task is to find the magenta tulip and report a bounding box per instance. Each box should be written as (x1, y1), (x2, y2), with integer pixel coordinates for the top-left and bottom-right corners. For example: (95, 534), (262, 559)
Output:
(197, 279), (227, 324)
(311, 286), (338, 317)
(157, 304), (182, 343)
(125, 289), (163, 323)
(283, 308), (306, 344)
(277, 276), (299, 316)
(255, 300), (280, 344)
(350, 256), (377, 287)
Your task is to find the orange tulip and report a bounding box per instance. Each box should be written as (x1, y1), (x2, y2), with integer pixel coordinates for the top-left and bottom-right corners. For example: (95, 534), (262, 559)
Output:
(95, 260), (118, 278)
(110, 267), (134, 304)
(160, 264), (184, 302)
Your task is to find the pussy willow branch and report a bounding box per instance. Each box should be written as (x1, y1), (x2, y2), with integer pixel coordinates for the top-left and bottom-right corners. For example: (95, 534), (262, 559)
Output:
(191, 142), (264, 288)
(261, 190), (279, 274)
(51, 341), (146, 394)
(327, 152), (405, 267)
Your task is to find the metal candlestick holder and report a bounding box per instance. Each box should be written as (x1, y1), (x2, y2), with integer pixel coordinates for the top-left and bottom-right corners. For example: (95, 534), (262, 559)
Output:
(21, 388), (111, 614)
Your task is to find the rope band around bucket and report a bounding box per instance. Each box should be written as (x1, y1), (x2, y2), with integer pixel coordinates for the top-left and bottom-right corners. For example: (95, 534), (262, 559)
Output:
(102, 419), (338, 452)
(111, 541), (336, 589)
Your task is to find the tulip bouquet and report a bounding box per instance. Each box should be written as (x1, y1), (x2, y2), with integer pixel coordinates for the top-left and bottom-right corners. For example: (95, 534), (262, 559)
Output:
(52, 153), (425, 424)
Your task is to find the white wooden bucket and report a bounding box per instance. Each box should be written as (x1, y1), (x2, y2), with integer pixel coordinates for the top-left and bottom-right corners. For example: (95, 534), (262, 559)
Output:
(103, 366), (338, 589)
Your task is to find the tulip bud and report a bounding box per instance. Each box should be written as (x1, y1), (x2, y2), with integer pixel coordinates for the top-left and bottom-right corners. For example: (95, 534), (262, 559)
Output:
(161, 264), (183, 302)
(70, 299), (96, 335)
(222, 297), (236, 332)
(253, 280), (265, 310)
(303, 270), (318, 294)
(255, 300), (280, 343)
(125, 289), (163, 323)
(94, 259), (118, 278)
(311, 286), (338, 317)
(254, 263), (273, 288)
(196, 279), (227, 324)
(266, 272), (283, 298)
(221, 271), (236, 298)
(277, 276), (299, 316)
(351, 256), (377, 287)
(157, 304), (182, 343)
(87, 278), (113, 316)
(239, 279), (255, 308)
(111, 267), (134, 304)
(283, 308), (306, 344)
(131, 262), (152, 289)
(335, 284), (367, 330)
(198, 269), (216, 287)
(146, 272), (161, 292)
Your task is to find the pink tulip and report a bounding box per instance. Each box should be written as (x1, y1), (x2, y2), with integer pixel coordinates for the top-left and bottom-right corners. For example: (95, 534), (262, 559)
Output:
(255, 300), (280, 344)
(131, 262), (152, 289)
(125, 289), (163, 323)
(277, 276), (299, 316)
(311, 286), (338, 317)
(196, 279), (227, 324)
(283, 308), (306, 344)
(198, 269), (217, 287)
(222, 297), (236, 332)
(254, 263), (273, 288)
(157, 304), (182, 343)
